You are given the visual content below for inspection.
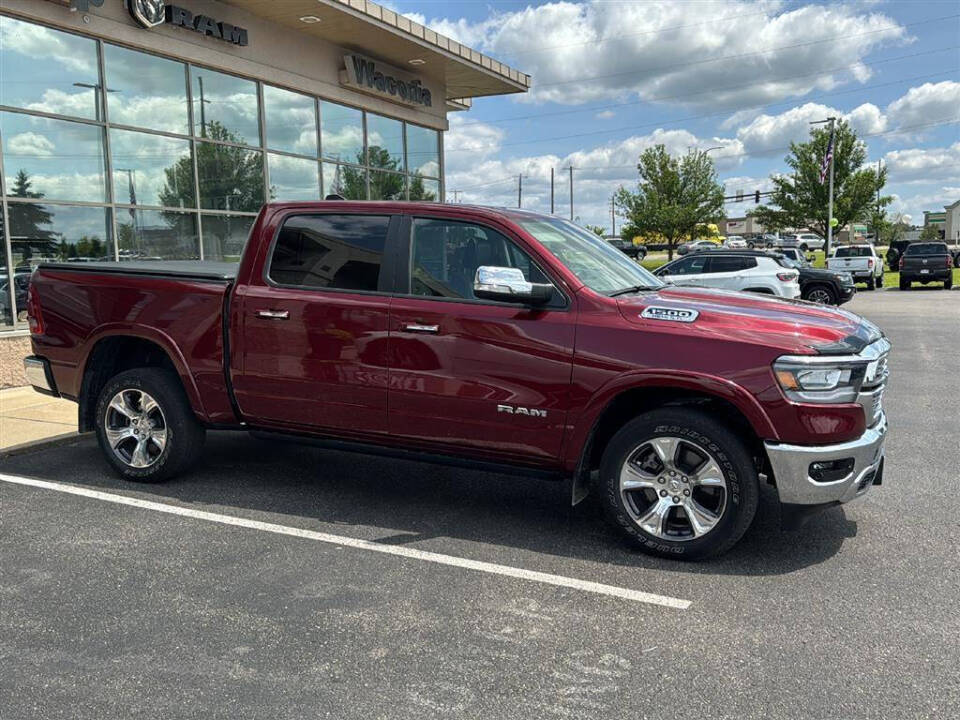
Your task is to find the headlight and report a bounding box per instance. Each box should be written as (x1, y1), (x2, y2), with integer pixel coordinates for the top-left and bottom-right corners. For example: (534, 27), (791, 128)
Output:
(773, 357), (867, 403)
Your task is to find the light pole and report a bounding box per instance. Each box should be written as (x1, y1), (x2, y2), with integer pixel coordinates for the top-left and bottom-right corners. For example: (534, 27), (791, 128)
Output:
(73, 82), (118, 122)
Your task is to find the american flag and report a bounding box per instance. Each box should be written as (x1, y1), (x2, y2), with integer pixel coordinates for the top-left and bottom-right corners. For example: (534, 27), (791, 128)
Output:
(819, 129), (835, 184)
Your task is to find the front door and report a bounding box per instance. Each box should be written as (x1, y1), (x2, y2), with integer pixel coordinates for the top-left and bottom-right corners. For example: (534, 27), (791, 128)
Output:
(233, 212), (396, 436)
(387, 215), (577, 465)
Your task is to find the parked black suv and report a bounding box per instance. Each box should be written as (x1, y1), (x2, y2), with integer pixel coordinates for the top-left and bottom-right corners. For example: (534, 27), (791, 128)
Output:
(777, 248), (856, 305)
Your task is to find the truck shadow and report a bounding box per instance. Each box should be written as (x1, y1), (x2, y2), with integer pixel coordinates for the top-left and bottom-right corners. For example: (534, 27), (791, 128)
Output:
(2, 432), (857, 577)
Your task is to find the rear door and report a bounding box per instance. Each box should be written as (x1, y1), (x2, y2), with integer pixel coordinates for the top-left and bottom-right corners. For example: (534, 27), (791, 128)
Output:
(233, 212), (397, 436)
(386, 214), (577, 465)
(703, 255), (753, 290)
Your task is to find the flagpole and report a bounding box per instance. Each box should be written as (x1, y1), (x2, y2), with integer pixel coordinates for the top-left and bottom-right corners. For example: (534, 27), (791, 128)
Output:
(826, 117), (836, 257)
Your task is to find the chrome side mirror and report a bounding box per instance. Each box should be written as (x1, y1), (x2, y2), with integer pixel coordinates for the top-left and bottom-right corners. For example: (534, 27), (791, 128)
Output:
(473, 266), (553, 305)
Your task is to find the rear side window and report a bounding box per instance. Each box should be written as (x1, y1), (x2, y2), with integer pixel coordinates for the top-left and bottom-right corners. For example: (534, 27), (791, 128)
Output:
(268, 214), (390, 291)
(707, 256), (755, 272)
(904, 243), (947, 256)
(667, 255), (708, 275)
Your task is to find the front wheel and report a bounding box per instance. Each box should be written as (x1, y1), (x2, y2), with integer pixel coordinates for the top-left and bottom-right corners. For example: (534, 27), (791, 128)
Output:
(599, 408), (759, 560)
(95, 368), (205, 483)
(805, 285), (836, 305)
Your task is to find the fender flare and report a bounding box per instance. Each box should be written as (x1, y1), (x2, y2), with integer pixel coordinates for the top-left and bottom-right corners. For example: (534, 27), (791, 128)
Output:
(563, 369), (778, 475)
(78, 324), (209, 422)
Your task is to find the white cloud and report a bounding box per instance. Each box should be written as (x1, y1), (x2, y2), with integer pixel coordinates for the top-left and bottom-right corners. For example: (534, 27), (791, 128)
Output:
(7, 132), (55, 158)
(885, 81), (960, 129)
(419, 1), (908, 107)
(596, 110), (616, 120)
(883, 142), (960, 184)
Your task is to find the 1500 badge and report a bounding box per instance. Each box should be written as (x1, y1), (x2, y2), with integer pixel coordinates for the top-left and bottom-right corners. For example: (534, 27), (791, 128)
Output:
(640, 306), (699, 323)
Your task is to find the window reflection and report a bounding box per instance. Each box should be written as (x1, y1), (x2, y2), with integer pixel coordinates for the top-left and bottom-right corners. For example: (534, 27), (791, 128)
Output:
(263, 85), (317, 157)
(369, 170), (405, 201)
(196, 141), (264, 212)
(268, 154), (320, 201)
(322, 163), (367, 200)
(0, 112), (106, 203)
(406, 124), (440, 178)
(0, 16), (101, 120)
(117, 209), (199, 260)
(409, 175), (439, 201)
(4, 203), (114, 321)
(191, 67), (260, 146)
(367, 113), (404, 172)
(111, 129), (194, 208)
(201, 214), (255, 262)
(104, 44), (189, 135)
(320, 101), (363, 164)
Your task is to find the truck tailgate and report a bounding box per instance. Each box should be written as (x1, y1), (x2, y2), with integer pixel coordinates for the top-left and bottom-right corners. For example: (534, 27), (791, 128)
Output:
(29, 262), (237, 425)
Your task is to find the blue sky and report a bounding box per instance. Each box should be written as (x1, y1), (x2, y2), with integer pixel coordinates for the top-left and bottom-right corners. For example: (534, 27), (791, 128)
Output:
(390, 0), (959, 232)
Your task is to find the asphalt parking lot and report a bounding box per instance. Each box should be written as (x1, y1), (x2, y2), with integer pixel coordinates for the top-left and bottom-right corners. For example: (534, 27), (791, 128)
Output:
(2, 289), (958, 719)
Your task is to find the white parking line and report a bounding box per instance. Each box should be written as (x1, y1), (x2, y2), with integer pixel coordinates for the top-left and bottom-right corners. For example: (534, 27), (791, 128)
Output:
(0, 472), (691, 610)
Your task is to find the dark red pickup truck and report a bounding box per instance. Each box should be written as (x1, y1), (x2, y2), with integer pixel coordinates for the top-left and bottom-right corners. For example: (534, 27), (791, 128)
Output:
(24, 202), (890, 558)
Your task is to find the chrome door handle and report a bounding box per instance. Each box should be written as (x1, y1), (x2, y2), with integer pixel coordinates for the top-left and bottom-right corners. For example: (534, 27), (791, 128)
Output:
(403, 323), (439, 334)
(256, 309), (289, 320)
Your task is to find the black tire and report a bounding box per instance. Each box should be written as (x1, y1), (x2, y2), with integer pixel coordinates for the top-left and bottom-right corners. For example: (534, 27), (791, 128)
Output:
(599, 407), (759, 560)
(800, 243), (809, 252)
(876, 272), (883, 288)
(94, 367), (205, 483)
(899, 277), (910, 291)
(946, 275), (953, 290)
(865, 276), (876, 290)
(804, 284), (836, 305)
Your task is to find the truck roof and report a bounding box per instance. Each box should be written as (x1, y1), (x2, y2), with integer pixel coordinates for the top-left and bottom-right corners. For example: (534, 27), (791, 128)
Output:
(264, 200), (552, 224)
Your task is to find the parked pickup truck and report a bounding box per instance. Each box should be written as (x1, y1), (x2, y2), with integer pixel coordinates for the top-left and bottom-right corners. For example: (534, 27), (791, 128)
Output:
(24, 202), (890, 559)
(827, 245), (884, 290)
(898, 242), (954, 290)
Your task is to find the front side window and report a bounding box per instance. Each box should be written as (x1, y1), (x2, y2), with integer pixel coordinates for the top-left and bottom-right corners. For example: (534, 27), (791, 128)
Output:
(410, 218), (549, 300)
(268, 214), (389, 291)
(667, 256), (708, 275)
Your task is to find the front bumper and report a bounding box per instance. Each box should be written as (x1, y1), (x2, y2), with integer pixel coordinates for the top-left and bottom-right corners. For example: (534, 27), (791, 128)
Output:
(765, 413), (886, 505)
(24, 356), (59, 397)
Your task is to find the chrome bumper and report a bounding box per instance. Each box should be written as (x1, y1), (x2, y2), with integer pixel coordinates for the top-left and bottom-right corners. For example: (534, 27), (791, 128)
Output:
(765, 413), (886, 505)
(24, 356), (58, 396)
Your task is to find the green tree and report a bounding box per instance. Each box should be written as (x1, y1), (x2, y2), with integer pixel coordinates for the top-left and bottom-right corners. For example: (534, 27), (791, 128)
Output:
(584, 224), (606, 236)
(919, 223), (941, 241)
(751, 120), (889, 253)
(615, 146), (725, 260)
(8, 170), (56, 266)
(408, 172), (437, 201)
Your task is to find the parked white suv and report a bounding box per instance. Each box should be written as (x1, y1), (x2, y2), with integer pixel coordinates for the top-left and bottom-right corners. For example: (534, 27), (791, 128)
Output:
(826, 244), (884, 290)
(653, 251), (801, 298)
(788, 233), (825, 251)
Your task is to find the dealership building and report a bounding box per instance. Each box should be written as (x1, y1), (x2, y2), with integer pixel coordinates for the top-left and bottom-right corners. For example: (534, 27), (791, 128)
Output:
(0, 0), (528, 371)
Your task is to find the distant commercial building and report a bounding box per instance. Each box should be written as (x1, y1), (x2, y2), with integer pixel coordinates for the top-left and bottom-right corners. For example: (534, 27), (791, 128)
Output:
(941, 200), (960, 244)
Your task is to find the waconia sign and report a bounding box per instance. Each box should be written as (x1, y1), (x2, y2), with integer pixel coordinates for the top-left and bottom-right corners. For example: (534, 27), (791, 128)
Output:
(341, 54), (432, 108)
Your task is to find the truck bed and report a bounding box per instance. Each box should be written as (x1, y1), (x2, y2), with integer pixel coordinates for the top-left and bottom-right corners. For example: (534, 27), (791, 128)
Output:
(37, 261), (238, 283)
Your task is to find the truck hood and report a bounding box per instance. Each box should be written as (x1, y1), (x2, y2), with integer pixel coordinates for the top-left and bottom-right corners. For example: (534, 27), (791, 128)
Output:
(617, 285), (880, 355)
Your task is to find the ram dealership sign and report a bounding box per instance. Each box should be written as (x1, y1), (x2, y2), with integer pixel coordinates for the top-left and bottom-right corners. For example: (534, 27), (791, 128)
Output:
(341, 54), (432, 108)
(68, 0), (250, 45)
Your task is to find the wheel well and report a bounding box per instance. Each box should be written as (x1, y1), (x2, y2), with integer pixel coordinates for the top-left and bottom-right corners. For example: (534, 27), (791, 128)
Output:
(78, 336), (180, 432)
(583, 387), (765, 478)
(743, 287), (775, 294)
(803, 282), (833, 295)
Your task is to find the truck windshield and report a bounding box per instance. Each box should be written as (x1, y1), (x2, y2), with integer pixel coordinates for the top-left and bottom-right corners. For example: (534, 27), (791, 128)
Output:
(517, 217), (664, 295)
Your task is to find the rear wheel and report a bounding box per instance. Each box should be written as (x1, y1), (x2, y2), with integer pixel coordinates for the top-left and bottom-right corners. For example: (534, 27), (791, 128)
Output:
(600, 408), (759, 560)
(876, 272), (883, 288)
(95, 368), (205, 483)
(865, 276), (876, 290)
(900, 277), (910, 290)
(800, 243), (809, 252)
(946, 274), (953, 290)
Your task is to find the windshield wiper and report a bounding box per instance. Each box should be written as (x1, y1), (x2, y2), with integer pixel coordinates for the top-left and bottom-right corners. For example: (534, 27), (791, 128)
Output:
(608, 285), (660, 297)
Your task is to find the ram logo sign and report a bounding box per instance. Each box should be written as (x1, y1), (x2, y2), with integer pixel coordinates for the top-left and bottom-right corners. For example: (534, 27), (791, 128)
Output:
(129, 0), (166, 28)
(497, 404), (547, 419)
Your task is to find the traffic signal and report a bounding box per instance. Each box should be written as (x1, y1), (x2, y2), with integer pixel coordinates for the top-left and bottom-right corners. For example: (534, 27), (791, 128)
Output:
(755, 190), (761, 203)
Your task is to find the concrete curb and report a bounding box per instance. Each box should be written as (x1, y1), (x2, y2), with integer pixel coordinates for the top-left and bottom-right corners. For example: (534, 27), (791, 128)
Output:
(0, 432), (92, 460)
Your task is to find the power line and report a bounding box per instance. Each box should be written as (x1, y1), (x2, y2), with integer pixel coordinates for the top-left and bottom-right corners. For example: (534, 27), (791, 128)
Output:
(454, 46), (959, 127)
(446, 68), (959, 154)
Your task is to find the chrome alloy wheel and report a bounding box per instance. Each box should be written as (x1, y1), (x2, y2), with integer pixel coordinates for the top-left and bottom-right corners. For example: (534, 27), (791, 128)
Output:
(104, 389), (167, 469)
(619, 436), (728, 541)
(807, 287), (833, 304)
